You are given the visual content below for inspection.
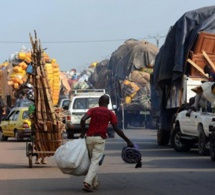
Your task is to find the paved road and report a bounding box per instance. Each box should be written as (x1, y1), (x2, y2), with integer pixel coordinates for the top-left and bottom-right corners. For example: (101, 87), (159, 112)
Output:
(1, 129), (215, 195)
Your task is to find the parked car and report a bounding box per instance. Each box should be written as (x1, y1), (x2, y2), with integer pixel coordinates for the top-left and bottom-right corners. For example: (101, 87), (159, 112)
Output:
(0, 107), (31, 141)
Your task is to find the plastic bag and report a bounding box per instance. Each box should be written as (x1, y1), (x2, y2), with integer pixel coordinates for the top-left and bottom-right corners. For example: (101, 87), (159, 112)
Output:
(54, 138), (90, 176)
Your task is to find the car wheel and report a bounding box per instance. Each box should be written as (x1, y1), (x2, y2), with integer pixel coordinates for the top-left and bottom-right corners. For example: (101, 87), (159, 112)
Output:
(210, 132), (215, 161)
(1, 134), (8, 141)
(198, 126), (209, 156)
(171, 126), (192, 152)
(1, 129), (8, 141)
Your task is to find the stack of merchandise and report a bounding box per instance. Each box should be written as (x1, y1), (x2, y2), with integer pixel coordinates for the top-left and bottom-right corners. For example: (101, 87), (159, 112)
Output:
(8, 47), (61, 106)
(44, 59), (61, 105)
(0, 62), (8, 98)
(0, 61), (14, 106)
(28, 32), (65, 158)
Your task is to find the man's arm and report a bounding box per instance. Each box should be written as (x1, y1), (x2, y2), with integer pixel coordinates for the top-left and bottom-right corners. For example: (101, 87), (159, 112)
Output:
(112, 123), (134, 147)
(80, 114), (91, 138)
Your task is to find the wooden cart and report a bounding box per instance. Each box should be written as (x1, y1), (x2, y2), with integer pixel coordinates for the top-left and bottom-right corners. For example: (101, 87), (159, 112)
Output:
(26, 130), (64, 168)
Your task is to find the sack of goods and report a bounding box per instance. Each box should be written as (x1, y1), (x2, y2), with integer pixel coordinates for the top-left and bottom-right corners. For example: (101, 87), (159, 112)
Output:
(54, 138), (90, 176)
(121, 144), (142, 164)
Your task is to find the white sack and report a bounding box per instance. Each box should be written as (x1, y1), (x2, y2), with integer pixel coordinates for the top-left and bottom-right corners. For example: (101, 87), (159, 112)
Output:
(54, 138), (90, 176)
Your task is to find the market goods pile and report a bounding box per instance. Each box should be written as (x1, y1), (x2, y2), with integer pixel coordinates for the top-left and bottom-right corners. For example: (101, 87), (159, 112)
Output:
(28, 32), (65, 158)
(0, 61), (12, 103)
(7, 47), (61, 105)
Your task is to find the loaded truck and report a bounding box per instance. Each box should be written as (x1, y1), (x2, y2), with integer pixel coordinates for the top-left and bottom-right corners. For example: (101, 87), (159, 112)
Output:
(151, 6), (215, 145)
(107, 39), (159, 129)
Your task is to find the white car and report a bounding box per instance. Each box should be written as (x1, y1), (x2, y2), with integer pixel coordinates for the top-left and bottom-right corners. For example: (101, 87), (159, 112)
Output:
(171, 109), (215, 155)
(66, 89), (116, 139)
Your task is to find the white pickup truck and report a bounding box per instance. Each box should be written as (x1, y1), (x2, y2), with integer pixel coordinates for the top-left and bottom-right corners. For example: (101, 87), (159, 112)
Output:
(65, 89), (116, 139)
(171, 109), (215, 155)
(171, 81), (215, 155)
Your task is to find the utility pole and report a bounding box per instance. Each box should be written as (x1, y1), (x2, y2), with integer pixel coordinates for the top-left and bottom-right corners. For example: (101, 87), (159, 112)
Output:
(148, 34), (166, 47)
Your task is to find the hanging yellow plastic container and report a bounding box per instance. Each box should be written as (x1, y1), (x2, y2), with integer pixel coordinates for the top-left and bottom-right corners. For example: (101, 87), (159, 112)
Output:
(13, 66), (22, 73)
(13, 83), (19, 89)
(125, 96), (132, 103)
(51, 58), (57, 63)
(24, 57), (32, 64)
(19, 61), (28, 70)
(18, 52), (26, 60)
(25, 52), (31, 59)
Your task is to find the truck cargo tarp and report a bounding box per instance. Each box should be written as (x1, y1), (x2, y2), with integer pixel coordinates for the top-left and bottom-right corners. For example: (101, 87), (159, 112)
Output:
(88, 59), (110, 89)
(153, 5), (215, 108)
(108, 39), (158, 79)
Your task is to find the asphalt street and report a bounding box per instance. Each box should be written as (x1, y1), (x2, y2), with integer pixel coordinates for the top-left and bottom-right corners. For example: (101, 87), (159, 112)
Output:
(1, 129), (215, 195)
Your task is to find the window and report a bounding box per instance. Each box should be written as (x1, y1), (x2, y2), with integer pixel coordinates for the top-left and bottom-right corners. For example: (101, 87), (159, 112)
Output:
(62, 100), (70, 107)
(88, 98), (99, 108)
(22, 111), (29, 119)
(8, 111), (16, 120)
(12, 111), (20, 121)
(73, 98), (100, 109)
(73, 98), (86, 109)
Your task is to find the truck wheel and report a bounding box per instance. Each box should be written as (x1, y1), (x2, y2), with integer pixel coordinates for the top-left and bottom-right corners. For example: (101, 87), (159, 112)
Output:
(198, 126), (209, 156)
(171, 126), (192, 152)
(145, 120), (151, 129)
(157, 129), (170, 145)
(210, 132), (215, 161)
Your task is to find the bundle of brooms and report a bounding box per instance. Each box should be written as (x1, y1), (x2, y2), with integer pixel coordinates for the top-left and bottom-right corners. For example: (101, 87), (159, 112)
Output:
(29, 31), (65, 158)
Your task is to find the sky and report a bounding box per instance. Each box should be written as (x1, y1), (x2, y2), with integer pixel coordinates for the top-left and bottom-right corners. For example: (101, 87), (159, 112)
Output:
(0, 0), (215, 72)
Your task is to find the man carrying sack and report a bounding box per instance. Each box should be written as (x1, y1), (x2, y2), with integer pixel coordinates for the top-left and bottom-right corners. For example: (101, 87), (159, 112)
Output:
(80, 94), (134, 192)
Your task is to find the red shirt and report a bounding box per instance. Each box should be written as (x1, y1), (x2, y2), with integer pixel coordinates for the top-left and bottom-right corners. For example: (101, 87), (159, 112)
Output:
(86, 106), (118, 138)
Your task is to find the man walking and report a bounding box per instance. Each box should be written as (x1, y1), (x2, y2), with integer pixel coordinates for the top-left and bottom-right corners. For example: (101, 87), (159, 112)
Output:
(80, 94), (134, 192)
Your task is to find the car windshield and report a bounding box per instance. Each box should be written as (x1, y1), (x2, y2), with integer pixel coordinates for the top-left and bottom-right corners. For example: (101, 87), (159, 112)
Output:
(73, 98), (99, 109)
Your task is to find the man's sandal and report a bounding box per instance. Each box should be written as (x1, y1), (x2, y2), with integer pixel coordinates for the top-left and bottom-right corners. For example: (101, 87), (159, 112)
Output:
(82, 182), (94, 192)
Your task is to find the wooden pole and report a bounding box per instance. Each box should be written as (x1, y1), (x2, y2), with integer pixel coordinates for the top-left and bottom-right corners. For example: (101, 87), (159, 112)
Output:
(187, 58), (208, 78)
(202, 50), (215, 71)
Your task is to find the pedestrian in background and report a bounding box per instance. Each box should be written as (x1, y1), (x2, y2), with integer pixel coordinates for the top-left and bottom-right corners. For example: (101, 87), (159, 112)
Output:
(1, 105), (11, 120)
(80, 94), (134, 192)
